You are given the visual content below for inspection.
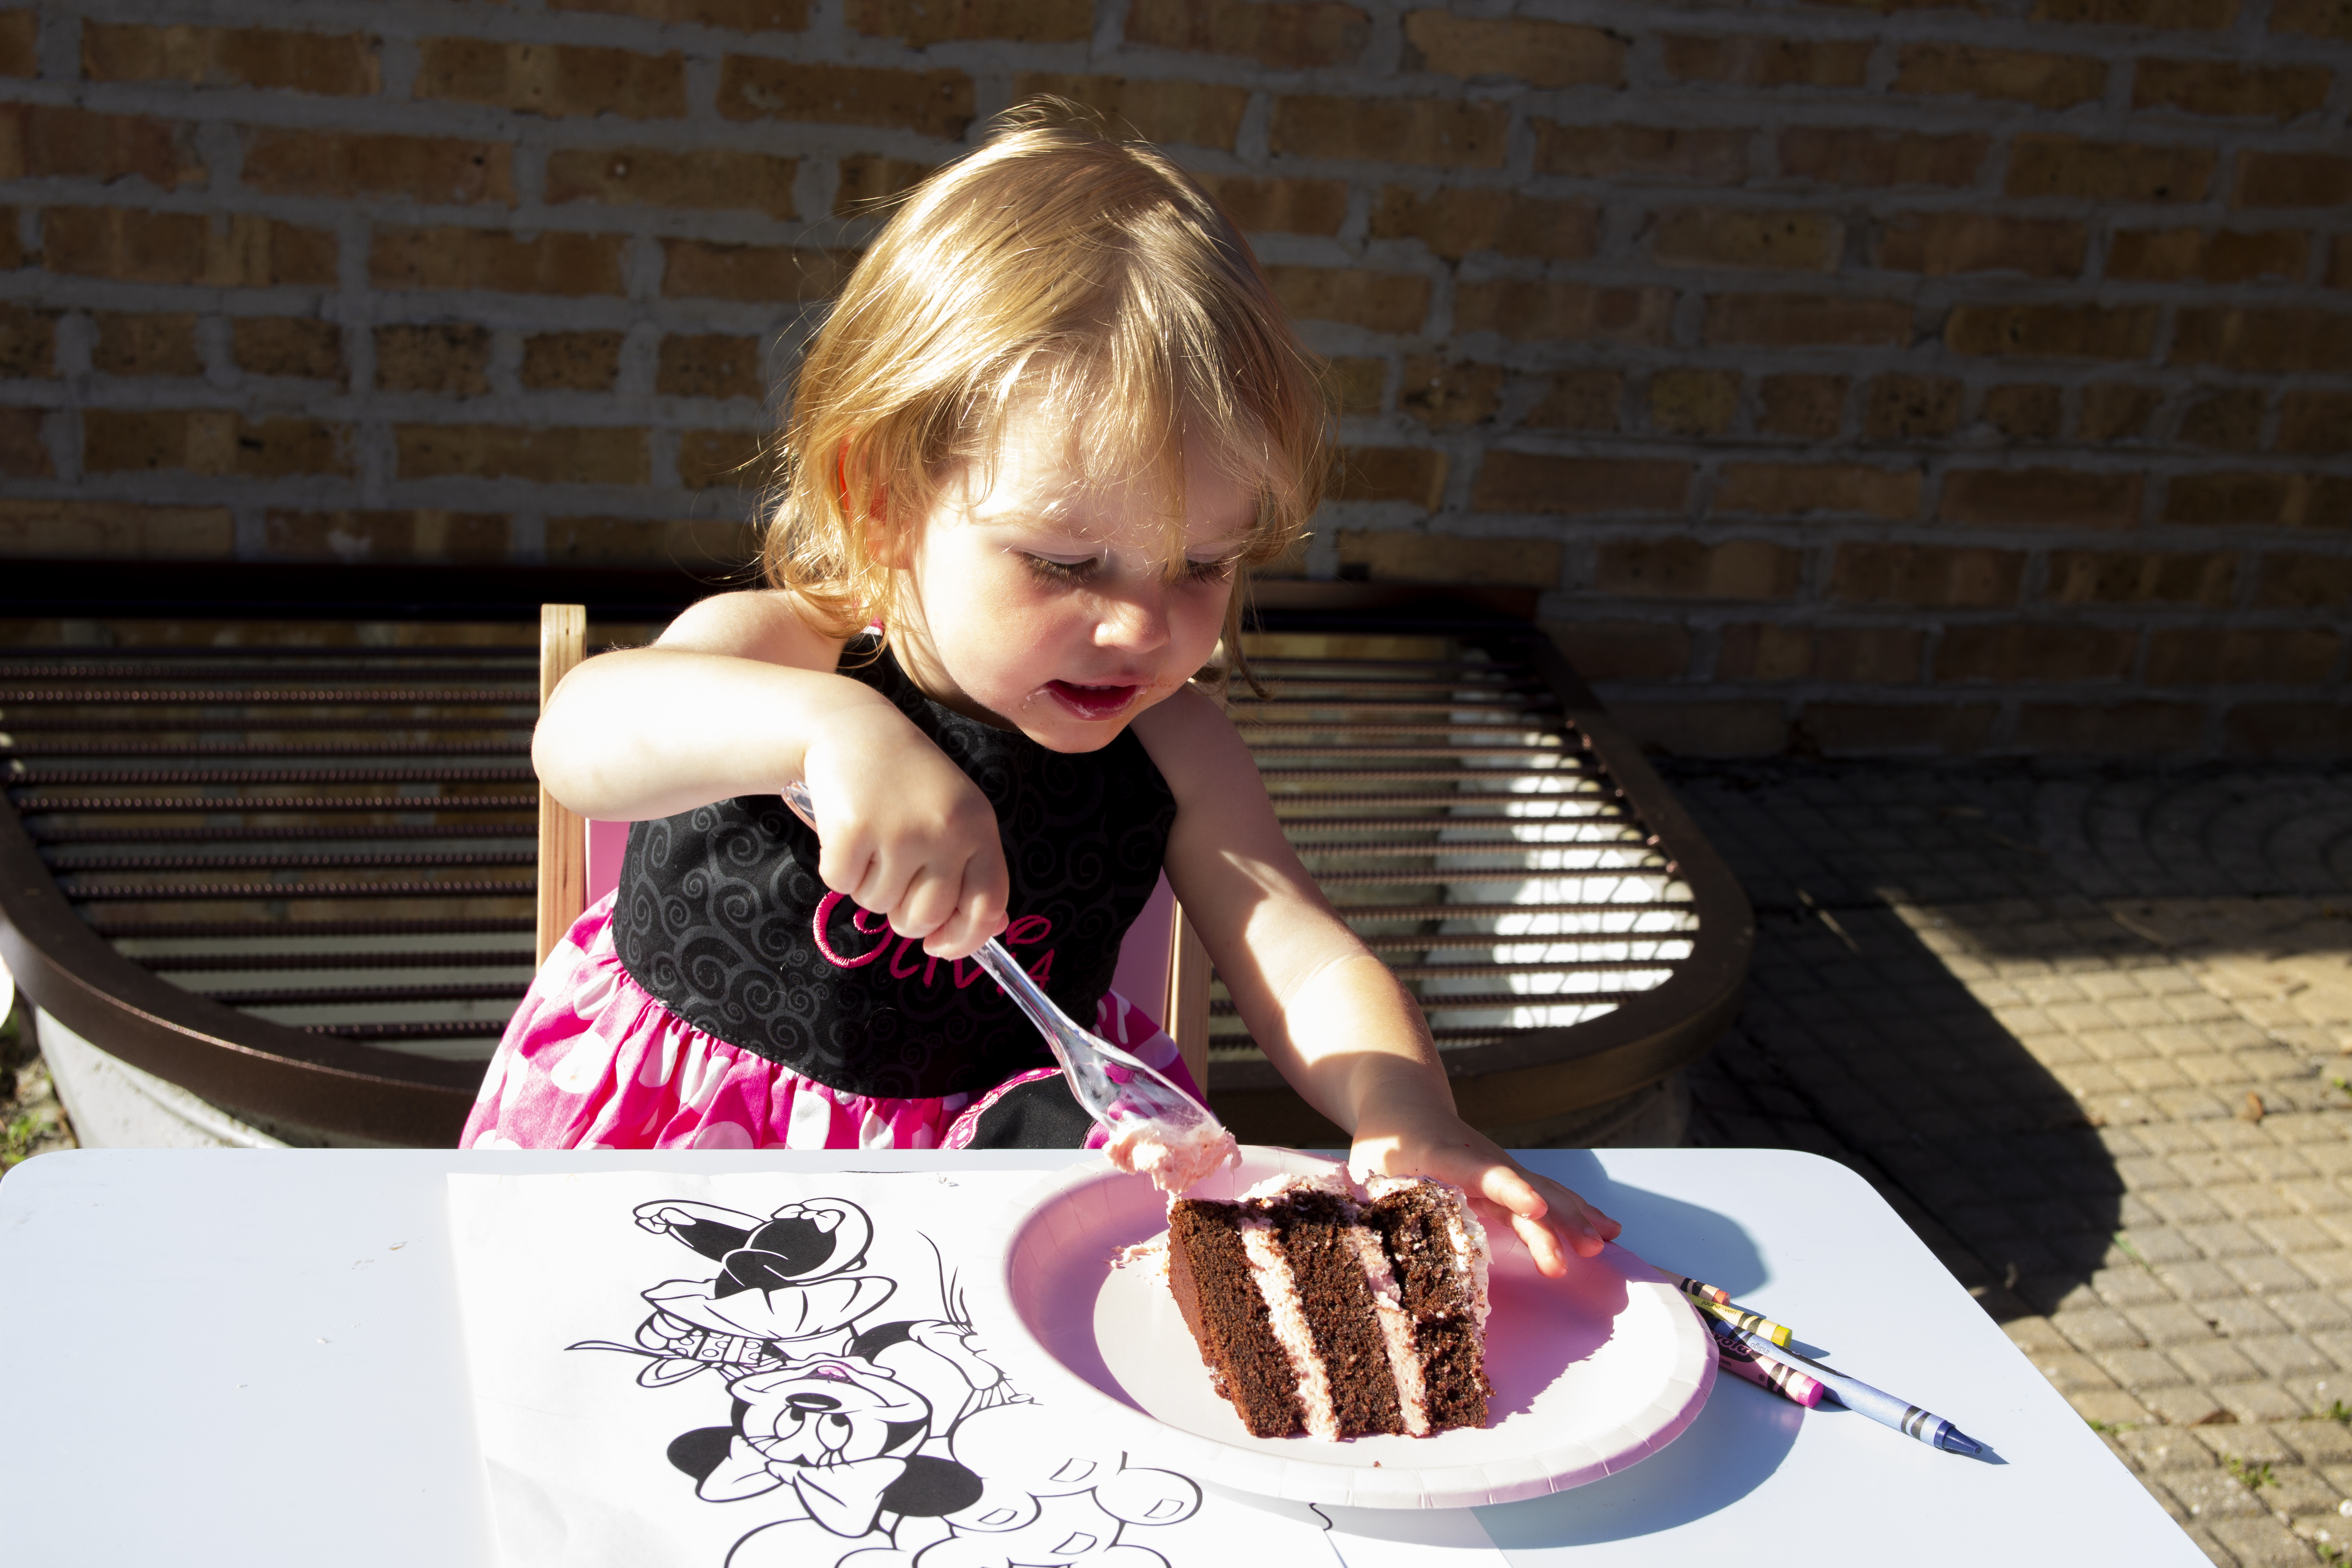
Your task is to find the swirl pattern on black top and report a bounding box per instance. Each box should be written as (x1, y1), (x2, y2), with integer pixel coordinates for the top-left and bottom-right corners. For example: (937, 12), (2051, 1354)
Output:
(612, 637), (1179, 1100)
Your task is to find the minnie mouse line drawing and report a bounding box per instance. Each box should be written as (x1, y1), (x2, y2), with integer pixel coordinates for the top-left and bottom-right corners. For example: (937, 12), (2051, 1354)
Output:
(569, 1192), (1202, 1568)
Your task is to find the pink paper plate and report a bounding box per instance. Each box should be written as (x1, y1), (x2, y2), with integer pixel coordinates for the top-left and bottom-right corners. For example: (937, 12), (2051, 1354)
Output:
(971, 1147), (1715, 1509)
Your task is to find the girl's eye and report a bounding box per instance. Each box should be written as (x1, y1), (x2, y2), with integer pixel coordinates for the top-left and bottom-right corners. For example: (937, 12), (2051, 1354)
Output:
(1179, 556), (1235, 584)
(1022, 554), (1100, 584)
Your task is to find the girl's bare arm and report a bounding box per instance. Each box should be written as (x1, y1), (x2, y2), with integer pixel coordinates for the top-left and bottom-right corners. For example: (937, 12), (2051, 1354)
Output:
(1133, 685), (1621, 1274)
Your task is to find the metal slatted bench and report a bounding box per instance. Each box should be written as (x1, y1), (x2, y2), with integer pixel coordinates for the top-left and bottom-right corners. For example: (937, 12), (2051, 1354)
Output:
(0, 577), (1749, 1149)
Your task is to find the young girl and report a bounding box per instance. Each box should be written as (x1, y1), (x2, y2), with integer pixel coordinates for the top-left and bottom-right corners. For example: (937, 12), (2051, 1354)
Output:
(466, 106), (1621, 1276)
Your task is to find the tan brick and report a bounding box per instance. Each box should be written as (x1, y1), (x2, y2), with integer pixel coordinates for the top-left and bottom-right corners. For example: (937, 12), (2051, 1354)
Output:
(1946, 304), (2160, 361)
(1651, 208), (1839, 271)
(1536, 123), (1748, 184)
(416, 39), (686, 118)
(2013, 703), (2205, 755)
(2171, 308), (2352, 372)
(0, 498), (232, 559)
(1370, 188), (1595, 261)
(258, 509), (512, 564)
(1604, 701), (1788, 759)
(547, 147), (796, 220)
(2006, 136), (2215, 202)
(1878, 214), (2084, 278)
(0, 105), (199, 190)
(374, 323), (490, 397)
(0, 10), (32, 77)
(679, 428), (766, 488)
(2272, 0), (2352, 38)
(2047, 551), (2236, 606)
(2137, 59), (2332, 119)
(2079, 382), (2163, 443)
(1830, 542), (2026, 607)
(2034, 0), (2237, 23)
(244, 128), (512, 204)
(1541, 619), (1691, 681)
(1778, 127), (1986, 188)
(2278, 392), (2352, 455)
(0, 302), (52, 377)
(0, 405), (46, 476)
(1324, 357), (1385, 416)
(724, 59), (974, 139)
(1648, 369), (1740, 437)
(1401, 10), (1623, 88)
(373, 227), (622, 295)
(1330, 448), (1447, 510)
(2165, 472), (2352, 527)
(396, 424), (647, 485)
(1982, 384), (2063, 441)
(658, 334), (763, 400)
(1194, 174), (1348, 236)
(83, 23), (379, 94)
(1270, 95), (1509, 168)
(232, 318), (342, 383)
(1398, 357), (1502, 427)
(1594, 539), (1801, 599)
(1474, 452), (1690, 514)
(522, 331), (623, 392)
(1265, 266), (1428, 333)
(2223, 703), (2352, 757)
(834, 154), (936, 217)
(857, 0), (1092, 46)
(1936, 625), (2138, 681)
(1334, 529), (1556, 585)
(661, 240), (853, 303)
(1455, 281), (1673, 344)
(2177, 388), (2266, 451)
(1663, 34), (1870, 88)
(2107, 227), (2308, 283)
(1717, 462), (1921, 519)
(554, 0), (808, 26)
(1705, 294), (1911, 347)
(1865, 374), (1963, 441)
(1526, 370), (1624, 431)
(1758, 374), (1848, 438)
(1012, 74), (1245, 149)
(83, 409), (352, 477)
(1124, 0), (1365, 66)
(546, 516), (760, 570)
(1895, 44), (2106, 108)
(1720, 624), (1923, 682)
(2148, 629), (2340, 686)
(1799, 702), (1998, 755)
(2256, 553), (2352, 607)
(1943, 468), (2144, 528)
(46, 209), (335, 288)
(2235, 152), (2352, 209)
(92, 312), (198, 378)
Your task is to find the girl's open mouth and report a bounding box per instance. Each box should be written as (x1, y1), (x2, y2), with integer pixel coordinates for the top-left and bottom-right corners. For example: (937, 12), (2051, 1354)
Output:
(1044, 680), (1141, 720)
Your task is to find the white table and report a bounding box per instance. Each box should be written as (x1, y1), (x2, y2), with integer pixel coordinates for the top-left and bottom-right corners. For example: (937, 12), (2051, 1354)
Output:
(0, 1146), (2197, 1564)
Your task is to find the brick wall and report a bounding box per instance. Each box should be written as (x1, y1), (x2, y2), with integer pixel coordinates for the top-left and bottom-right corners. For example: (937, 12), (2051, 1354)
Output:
(0, 0), (2346, 759)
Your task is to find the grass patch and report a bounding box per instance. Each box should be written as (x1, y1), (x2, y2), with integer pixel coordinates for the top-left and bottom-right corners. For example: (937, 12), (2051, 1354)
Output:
(2223, 1456), (2275, 1492)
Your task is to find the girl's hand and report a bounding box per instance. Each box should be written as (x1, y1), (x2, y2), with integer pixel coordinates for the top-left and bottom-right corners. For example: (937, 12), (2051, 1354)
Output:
(799, 702), (1010, 960)
(1351, 1109), (1622, 1279)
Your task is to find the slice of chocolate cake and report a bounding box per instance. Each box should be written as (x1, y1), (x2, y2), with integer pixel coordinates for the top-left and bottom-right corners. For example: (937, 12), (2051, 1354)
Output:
(1164, 1172), (1491, 1441)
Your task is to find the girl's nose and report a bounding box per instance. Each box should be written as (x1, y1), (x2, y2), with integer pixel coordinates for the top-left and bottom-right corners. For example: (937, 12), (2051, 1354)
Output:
(1096, 584), (1171, 653)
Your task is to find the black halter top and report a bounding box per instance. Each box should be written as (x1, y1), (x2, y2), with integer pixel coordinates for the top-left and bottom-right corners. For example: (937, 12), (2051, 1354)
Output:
(612, 637), (1178, 1100)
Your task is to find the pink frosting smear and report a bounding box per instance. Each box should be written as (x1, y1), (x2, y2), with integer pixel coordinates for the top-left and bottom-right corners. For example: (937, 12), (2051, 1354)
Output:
(1103, 1117), (1241, 1194)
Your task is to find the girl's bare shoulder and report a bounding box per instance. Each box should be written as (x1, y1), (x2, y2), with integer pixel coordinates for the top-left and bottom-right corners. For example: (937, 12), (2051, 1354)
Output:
(1130, 682), (1257, 803)
(652, 589), (847, 670)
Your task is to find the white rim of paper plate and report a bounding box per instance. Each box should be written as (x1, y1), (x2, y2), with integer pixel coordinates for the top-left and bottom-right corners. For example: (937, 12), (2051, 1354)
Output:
(968, 1147), (1716, 1510)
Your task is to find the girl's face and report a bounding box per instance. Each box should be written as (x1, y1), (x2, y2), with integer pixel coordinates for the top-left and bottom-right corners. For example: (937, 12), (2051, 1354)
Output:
(890, 413), (1255, 753)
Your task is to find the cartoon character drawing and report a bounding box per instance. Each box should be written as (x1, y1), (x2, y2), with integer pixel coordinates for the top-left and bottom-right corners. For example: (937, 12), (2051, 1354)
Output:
(573, 1191), (1200, 1568)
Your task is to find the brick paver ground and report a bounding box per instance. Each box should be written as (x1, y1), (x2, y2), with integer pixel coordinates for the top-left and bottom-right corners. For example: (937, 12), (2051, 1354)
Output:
(1671, 760), (2352, 1567)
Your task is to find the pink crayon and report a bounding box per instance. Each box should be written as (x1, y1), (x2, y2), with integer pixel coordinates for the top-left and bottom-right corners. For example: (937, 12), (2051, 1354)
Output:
(1705, 1313), (1824, 1407)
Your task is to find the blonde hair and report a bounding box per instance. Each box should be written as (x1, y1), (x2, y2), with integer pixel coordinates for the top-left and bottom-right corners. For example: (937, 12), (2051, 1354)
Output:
(762, 102), (1329, 665)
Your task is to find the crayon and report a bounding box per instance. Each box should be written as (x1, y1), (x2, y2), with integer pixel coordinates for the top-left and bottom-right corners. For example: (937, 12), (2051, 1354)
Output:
(1715, 1321), (1984, 1457)
(1704, 1313), (1824, 1407)
(1695, 1294), (1795, 1349)
(1667, 1272), (1733, 1306)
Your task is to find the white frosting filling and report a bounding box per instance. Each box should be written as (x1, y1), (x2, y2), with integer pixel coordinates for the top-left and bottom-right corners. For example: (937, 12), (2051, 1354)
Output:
(1238, 1216), (1341, 1441)
(1343, 1223), (1431, 1436)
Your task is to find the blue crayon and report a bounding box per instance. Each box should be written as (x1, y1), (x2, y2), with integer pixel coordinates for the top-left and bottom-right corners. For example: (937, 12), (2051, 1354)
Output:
(1714, 1320), (1984, 1457)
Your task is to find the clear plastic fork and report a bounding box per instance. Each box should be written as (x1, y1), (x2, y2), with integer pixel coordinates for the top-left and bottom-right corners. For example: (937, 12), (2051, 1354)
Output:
(781, 782), (1239, 1189)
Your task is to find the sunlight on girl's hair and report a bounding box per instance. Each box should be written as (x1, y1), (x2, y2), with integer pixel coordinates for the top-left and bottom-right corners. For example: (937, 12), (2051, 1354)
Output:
(762, 98), (1332, 672)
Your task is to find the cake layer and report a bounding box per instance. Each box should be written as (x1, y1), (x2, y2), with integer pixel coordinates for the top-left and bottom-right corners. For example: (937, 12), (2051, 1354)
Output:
(1167, 1199), (1306, 1439)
